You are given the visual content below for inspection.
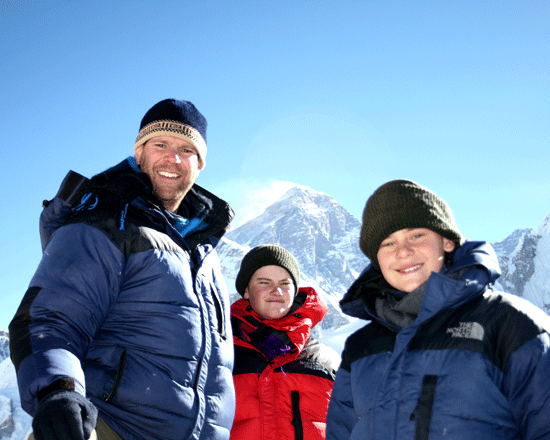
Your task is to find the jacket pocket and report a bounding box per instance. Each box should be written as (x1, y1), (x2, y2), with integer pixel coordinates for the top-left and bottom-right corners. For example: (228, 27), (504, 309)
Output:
(102, 348), (127, 402)
(411, 375), (438, 440)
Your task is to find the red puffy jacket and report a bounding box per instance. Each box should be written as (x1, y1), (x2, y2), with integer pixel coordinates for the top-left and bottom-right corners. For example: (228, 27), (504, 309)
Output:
(230, 287), (340, 440)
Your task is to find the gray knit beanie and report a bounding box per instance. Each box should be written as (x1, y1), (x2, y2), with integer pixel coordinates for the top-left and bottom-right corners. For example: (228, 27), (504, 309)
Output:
(359, 180), (464, 270)
(235, 245), (300, 296)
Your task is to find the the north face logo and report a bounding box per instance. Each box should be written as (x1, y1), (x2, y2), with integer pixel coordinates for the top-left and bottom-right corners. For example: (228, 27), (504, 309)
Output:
(446, 322), (485, 341)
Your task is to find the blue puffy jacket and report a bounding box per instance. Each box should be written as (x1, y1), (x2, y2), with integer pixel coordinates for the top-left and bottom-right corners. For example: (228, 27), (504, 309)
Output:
(327, 241), (550, 440)
(9, 158), (236, 440)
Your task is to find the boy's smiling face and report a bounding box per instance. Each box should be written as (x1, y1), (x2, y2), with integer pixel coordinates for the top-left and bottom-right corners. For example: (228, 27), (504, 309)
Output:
(377, 228), (455, 293)
(244, 265), (296, 320)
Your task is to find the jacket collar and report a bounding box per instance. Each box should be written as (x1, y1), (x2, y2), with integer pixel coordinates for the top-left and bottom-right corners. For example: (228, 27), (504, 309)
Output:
(340, 241), (501, 327)
(40, 157), (234, 251)
(231, 286), (327, 353)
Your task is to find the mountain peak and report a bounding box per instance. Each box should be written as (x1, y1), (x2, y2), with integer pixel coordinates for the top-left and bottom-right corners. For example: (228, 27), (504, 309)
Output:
(224, 183), (368, 301)
(279, 184), (329, 199)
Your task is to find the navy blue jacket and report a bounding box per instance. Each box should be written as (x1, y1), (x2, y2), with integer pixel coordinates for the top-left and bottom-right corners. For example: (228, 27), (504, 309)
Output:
(326, 241), (550, 440)
(10, 158), (236, 440)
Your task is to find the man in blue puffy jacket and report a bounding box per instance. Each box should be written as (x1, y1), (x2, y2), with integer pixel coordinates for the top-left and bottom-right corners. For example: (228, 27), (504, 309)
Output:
(326, 179), (550, 440)
(9, 99), (236, 440)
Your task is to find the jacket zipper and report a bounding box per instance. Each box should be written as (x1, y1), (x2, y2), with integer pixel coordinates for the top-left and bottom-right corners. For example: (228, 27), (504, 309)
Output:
(291, 390), (304, 440)
(411, 374), (438, 440)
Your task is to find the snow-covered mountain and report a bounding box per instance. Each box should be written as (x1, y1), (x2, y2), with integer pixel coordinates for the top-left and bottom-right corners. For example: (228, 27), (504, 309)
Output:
(0, 333), (9, 365)
(2, 183), (550, 440)
(225, 185), (368, 298)
(493, 209), (550, 314)
(0, 331), (32, 440)
(218, 184), (369, 335)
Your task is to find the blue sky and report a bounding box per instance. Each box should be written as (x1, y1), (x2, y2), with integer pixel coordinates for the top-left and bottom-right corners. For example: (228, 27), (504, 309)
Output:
(1, 0), (549, 330)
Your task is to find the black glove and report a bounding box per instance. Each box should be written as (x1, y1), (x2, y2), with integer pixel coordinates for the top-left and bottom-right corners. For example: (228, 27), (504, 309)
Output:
(32, 390), (98, 440)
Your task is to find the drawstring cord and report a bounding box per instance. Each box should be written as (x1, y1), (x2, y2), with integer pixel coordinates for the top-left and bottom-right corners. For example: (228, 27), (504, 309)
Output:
(73, 193), (129, 231)
(74, 193), (98, 212)
(119, 203), (129, 231)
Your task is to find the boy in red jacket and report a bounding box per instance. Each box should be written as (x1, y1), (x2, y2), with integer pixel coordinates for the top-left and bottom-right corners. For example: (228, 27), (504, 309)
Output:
(231, 245), (341, 440)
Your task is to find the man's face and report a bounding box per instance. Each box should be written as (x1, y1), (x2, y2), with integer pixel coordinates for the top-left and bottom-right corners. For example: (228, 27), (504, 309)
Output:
(135, 135), (202, 212)
(244, 265), (296, 320)
(377, 228), (456, 293)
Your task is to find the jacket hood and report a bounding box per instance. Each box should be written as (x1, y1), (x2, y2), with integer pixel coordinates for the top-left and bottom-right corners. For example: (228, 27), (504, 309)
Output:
(231, 286), (328, 353)
(340, 240), (501, 324)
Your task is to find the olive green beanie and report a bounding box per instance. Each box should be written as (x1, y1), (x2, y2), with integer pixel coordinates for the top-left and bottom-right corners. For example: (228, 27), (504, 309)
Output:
(235, 245), (300, 296)
(359, 180), (464, 270)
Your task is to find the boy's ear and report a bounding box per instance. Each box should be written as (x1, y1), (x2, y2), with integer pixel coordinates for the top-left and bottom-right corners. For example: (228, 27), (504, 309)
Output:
(443, 238), (456, 253)
(243, 287), (250, 300)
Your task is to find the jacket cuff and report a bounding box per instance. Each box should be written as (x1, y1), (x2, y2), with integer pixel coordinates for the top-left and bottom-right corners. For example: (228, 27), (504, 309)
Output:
(37, 378), (76, 402)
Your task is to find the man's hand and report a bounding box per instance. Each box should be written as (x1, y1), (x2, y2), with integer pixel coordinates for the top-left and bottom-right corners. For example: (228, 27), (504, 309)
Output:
(32, 390), (98, 440)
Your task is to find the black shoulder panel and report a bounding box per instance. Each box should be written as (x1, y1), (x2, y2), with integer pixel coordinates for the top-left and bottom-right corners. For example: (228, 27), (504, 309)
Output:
(339, 291), (550, 374)
(9, 286), (42, 371)
(409, 291), (549, 371)
(279, 338), (339, 381)
(233, 338), (339, 382)
(341, 322), (396, 371)
(66, 203), (187, 260)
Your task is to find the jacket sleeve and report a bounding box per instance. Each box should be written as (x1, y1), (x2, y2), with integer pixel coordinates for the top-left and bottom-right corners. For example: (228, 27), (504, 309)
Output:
(326, 364), (355, 440)
(503, 332), (550, 440)
(9, 223), (126, 416)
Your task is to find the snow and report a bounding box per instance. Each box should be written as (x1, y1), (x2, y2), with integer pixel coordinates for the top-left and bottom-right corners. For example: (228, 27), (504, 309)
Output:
(522, 232), (550, 311)
(537, 209), (550, 236)
(0, 360), (16, 390)
(319, 319), (365, 355)
(0, 359), (32, 440)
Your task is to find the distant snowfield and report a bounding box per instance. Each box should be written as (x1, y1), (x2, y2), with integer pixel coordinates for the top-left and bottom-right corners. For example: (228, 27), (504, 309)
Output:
(319, 318), (365, 355)
(0, 359), (16, 390)
(0, 358), (32, 440)
(523, 224), (550, 310)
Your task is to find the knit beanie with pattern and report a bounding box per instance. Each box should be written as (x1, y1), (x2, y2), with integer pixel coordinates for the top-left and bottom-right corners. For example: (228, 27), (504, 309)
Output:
(236, 245), (300, 296)
(134, 99), (207, 169)
(359, 179), (464, 270)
